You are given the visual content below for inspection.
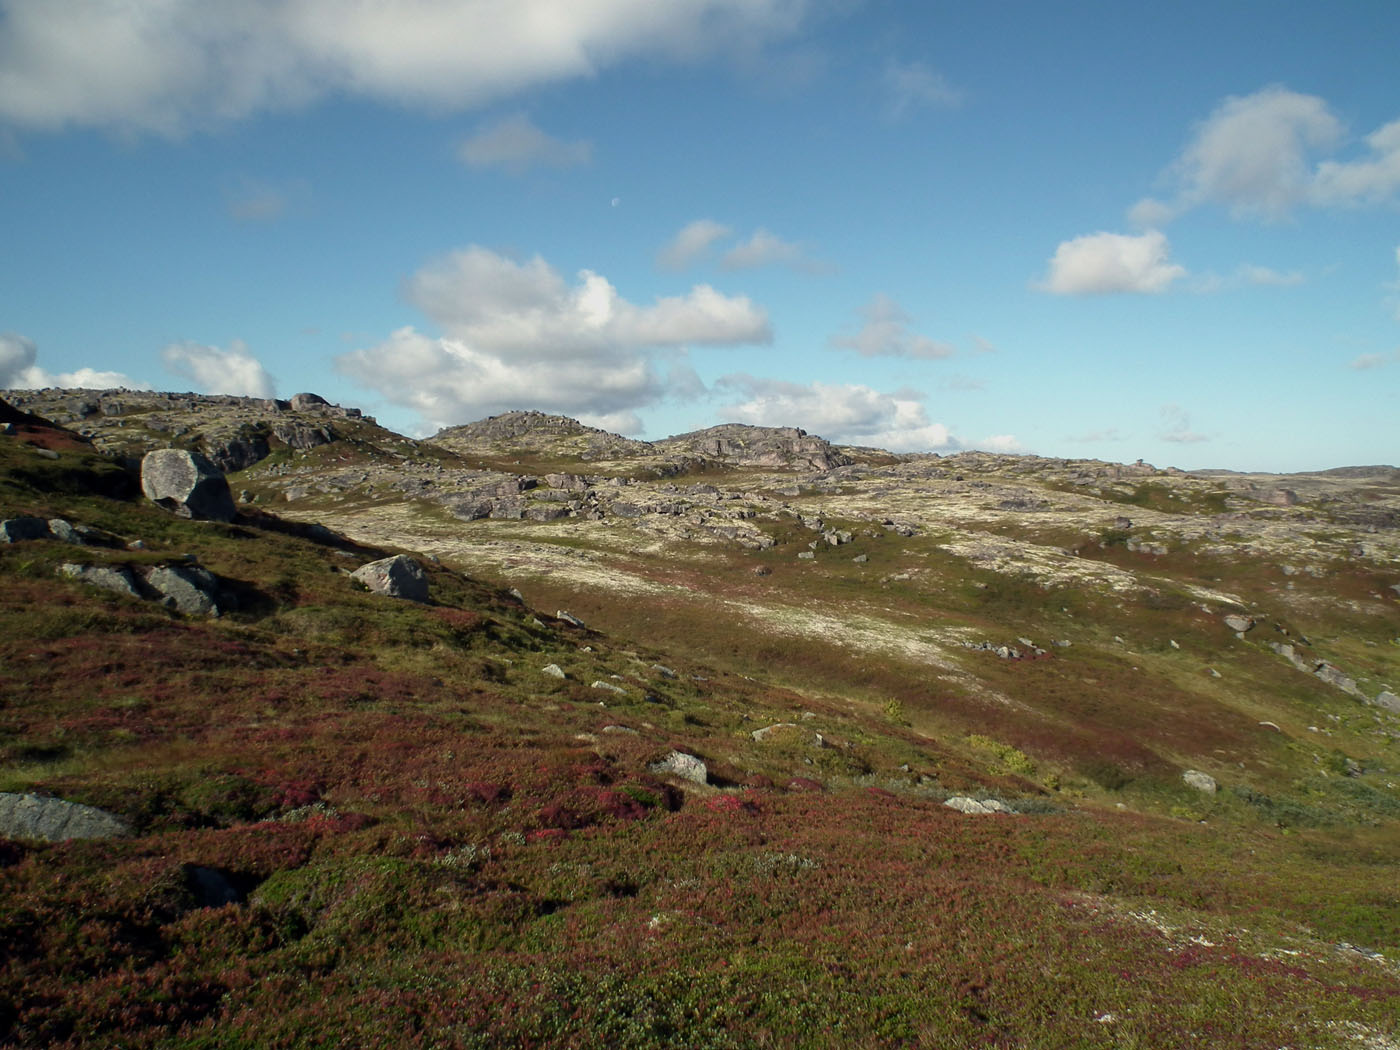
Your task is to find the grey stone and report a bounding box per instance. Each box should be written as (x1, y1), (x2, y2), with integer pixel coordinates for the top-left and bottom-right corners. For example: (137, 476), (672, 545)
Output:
(556, 610), (585, 628)
(289, 392), (329, 411)
(145, 564), (222, 615)
(943, 796), (1013, 815)
(1223, 614), (1255, 634)
(601, 725), (640, 736)
(591, 680), (627, 695)
(57, 563), (142, 599)
(797, 551), (815, 560)
(648, 750), (708, 785)
(46, 518), (82, 544)
(0, 792), (130, 842)
(1313, 662), (1364, 698)
(750, 723), (823, 747)
(1269, 641), (1311, 672)
(352, 554), (428, 602)
(0, 516), (52, 543)
(1374, 691), (1400, 713)
(141, 448), (236, 522)
(652, 664), (676, 679)
(1182, 769), (1218, 793)
(541, 663), (566, 679)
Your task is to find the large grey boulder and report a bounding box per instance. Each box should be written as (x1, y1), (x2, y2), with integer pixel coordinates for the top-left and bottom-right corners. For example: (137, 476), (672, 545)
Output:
(58, 563), (142, 599)
(1182, 770), (1218, 794)
(648, 750), (708, 785)
(141, 449), (236, 522)
(1374, 691), (1400, 714)
(944, 796), (1014, 815)
(352, 554), (428, 602)
(0, 793), (130, 841)
(145, 564), (223, 615)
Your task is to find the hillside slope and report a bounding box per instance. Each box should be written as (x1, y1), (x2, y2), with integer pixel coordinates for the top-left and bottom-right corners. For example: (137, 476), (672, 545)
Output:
(1, 391), (1398, 1048)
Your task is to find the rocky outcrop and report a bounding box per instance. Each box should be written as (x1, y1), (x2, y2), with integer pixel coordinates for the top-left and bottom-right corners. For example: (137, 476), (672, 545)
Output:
(141, 449), (237, 522)
(145, 564), (226, 615)
(58, 563), (142, 599)
(1182, 770), (1218, 793)
(648, 750), (708, 785)
(657, 424), (851, 472)
(352, 555), (429, 602)
(0, 793), (130, 841)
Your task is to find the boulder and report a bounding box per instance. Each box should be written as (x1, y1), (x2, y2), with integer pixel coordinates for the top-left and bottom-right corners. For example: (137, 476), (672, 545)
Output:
(57, 563), (142, 599)
(141, 449), (236, 522)
(1374, 691), (1400, 714)
(46, 518), (82, 544)
(289, 392), (329, 411)
(1313, 662), (1364, 698)
(592, 680), (627, 695)
(352, 555), (429, 602)
(556, 610), (586, 628)
(145, 564), (223, 615)
(1182, 770), (1218, 794)
(648, 750), (708, 785)
(541, 663), (567, 679)
(0, 516), (52, 543)
(1223, 614), (1255, 634)
(0, 792), (130, 842)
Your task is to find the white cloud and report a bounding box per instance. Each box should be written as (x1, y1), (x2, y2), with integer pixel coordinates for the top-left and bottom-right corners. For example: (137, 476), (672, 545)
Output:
(1137, 86), (1400, 222)
(883, 60), (961, 120)
(1, 332), (148, 390)
(457, 113), (591, 173)
(830, 294), (955, 358)
(0, 0), (811, 134)
(1159, 404), (1209, 444)
(720, 228), (828, 272)
(160, 339), (277, 398)
(223, 175), (307, 223)
(973, 434), (1025, 454)
(715, 373), (959, 452)
(1193, 263), (1306, 293)
(337, 246), (768, 430)
(1038, 229), (1186, 295)
(658, 219), (733, 270)
(1348, 350), (1399, 370)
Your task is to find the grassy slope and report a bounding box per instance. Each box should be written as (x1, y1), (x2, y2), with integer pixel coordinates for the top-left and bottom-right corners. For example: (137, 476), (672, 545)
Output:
(1, 434), (1399, 1049)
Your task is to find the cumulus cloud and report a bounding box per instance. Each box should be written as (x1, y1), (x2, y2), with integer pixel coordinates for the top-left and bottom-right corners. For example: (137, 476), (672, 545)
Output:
(721, 228), (829, 272)
(830, 294), (955, 358)
(1134, 86), (1400, 223)
(715, 373), (959, 452)
(883, 60), (961, 120)
(0, 332), (147, 390)
(0, 0), (811, 135)
(1159, 404), (1209, 444)
(1038, 229), (1186, 295)
(457, 113), (591, 173)
(337, 246), (769, 430)
(160, 340), (277, 398)
(973, 434), (1025, 454)
(658, 219), (733, 270)
(1348, 350), (1399, 370)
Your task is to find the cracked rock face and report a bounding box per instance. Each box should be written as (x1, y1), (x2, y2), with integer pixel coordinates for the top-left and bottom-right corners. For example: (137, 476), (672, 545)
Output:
(141, 449), (236, 522)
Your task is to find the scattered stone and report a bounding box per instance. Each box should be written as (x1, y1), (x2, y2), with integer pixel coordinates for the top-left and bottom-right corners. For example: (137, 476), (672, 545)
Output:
(1268, 641), (1311, 672)
(797, 551), (815, 560)
(1169, 639), (1180, 650)
(1374, 691), (1400, 713)
(0, 792), (130, 842)
(601, 725), (640, 736)
(1182, 770), (1218, 794)
(352, 554), (428, 602)
(648, 750), (708, 785)
(1223, 614), (1255, 634)
(557, 610), (586, 628)
(1207, 668), (1222, 678)
(541, 663), (566, 679)
(1313, 662), (1364, 699)
(140, 448), (237, 522)
(57, 563), (142, 599)
(145, 564), (224, 615)
(852, 553), (868, 563)
(1258, 721), (1283, 733)
(592, 680), (627, 695)
(750, 723), (824, 747)
(943, 796), (1013, 815)
(652, 664), (676, 678)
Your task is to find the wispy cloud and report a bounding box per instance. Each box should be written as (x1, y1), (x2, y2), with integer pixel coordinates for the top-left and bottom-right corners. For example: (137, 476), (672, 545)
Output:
(658, 219), (733, 270)
(457, 114), (592, 173)
(830, 294), (954, 359)
(721, 228), (830, 273)
(1159, 404), (1209, 444)
(883, 60), (961, 120)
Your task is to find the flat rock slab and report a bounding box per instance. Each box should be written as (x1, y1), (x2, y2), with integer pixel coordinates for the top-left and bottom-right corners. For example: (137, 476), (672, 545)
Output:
(352, 555), (428, 602)
(146, 564), (223, 615)
(0, 793), (130, 841)
(58, 563), (142, 599)
(943, 797), (1014, 815)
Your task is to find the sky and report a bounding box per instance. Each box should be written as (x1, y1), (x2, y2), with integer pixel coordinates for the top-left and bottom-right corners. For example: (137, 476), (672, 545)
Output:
(1, 1), (1398, 472)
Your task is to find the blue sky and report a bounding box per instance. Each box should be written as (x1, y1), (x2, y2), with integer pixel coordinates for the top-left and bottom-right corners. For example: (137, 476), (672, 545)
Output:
(1, 1), (1397, 471)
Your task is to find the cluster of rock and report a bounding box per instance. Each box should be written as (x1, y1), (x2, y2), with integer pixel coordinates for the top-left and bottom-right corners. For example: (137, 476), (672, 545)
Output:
(962, 639), (1052, 659)
(59, 560), (231, 616)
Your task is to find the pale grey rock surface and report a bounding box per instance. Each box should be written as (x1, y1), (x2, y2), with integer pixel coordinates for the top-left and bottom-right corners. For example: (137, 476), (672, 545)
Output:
(352, 554), (428, 602)
(141, 448), (236, 522)
(58, 562), (142, 599)
(1182, 770), (1218, 793)
(145, 564), (224, 615)
(943, 797), (1013, 814)
(0, 793), (130, 841)
(648, 750), (708, 785)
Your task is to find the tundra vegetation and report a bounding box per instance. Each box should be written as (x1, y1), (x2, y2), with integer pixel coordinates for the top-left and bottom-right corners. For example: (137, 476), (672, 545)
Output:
(1, 390), (1398, 1049)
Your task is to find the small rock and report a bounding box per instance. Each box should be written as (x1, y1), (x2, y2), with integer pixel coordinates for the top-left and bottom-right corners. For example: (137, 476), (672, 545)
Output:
(1182, 770), (1218, 794)
(797, 551), (815, 560)
(541, 663), (566, 679)
(943, 796), (1013, 815)
(1313, 662), (1363, 698)
(46, 518), (82, 544)
(57, 563), (142, 599)
(352, 554), (428, 602)
(601, 725), (640, 736)
(649, 750), (708, 785)
(1223, 614), (1255, 634)
(1374, 691), (1400, 713)
(652, 664), (676, 679)
(557, 610), (586, 628)
(852, 553), (868, 563)
(591, 680), (627, 695)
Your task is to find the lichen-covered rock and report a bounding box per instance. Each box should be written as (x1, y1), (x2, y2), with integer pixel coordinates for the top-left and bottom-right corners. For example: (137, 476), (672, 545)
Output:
(145, 564), (224, 615)
(648, 750), (708, 785)
(0, 792), (130, 841)
(141, 448), (236, 522)
(352, 554), (428, 602)
(943, 796), (1014, 815)
(1182, 769), (1218, 793)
